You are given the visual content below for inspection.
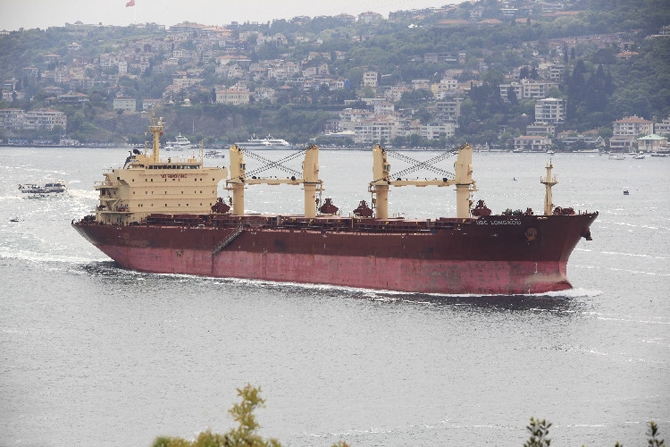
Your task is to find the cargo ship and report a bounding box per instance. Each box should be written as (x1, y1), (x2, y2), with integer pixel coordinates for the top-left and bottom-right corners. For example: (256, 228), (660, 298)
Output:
(72, 116), (598, 295)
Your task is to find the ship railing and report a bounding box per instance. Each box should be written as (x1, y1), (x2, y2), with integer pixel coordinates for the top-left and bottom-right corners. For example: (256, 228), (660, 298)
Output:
(144, 214), (210, 227)
(271, 217), (436, 234)
(94, 179), (117, 188)
(137, 213), (471, 234)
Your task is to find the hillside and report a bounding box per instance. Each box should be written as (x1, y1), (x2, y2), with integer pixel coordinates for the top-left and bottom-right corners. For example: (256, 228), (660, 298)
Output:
(0, 0), (668, 148)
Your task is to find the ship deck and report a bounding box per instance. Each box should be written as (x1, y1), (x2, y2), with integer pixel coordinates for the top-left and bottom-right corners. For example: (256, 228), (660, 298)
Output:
(134, 213), (470, 234)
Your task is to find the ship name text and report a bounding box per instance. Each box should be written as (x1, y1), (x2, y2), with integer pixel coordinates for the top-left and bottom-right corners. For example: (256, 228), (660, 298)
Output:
(476, 219), (522, 226)
(161, 173), (188, 179)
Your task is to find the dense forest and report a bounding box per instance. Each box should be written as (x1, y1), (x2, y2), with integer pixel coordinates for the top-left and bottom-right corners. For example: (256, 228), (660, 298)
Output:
(0, 0), (669, 146)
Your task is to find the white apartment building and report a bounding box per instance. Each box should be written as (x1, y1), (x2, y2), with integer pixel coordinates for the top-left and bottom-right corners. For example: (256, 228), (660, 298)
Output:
(654, 117), (670, 136)
(613, 115), (654, 136)
(338, 108), (376, 132)
(363, 71), (378, 88)
(547, 65), (566, 82)
(0, 108), (25, 130)
(172, 76), (203, 90)
(514, 135), (552, 152)
(373, 102), (395, 115)
(353, 117), (397, 144)
(534, 97), (566, 124)
(611, 115), (654, 151)
(421, 122), (457, 140)
(499, 79), (560, 101)
(112, 97), (136, 112)
(526, 123), (556, 137)
(215, 88), (250, 105)
(0, 108), (67, 131)
(411, 79), (431, 90)
(434, 99), (463, 121)
(433, 78), (459, 99)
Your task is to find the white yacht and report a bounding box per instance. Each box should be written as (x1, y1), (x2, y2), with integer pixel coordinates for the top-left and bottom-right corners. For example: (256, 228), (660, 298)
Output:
(164, 133), (192, 150)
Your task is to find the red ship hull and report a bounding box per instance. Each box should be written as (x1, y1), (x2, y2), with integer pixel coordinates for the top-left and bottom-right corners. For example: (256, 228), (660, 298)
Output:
(73, 212), (597, 295)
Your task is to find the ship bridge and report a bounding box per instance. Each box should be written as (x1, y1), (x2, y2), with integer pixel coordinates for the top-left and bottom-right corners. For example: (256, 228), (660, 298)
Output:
(94, 114), (227, 225)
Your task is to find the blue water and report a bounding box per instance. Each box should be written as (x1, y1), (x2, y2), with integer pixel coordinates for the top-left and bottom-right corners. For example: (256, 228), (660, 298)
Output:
(1, 147), (668, 447)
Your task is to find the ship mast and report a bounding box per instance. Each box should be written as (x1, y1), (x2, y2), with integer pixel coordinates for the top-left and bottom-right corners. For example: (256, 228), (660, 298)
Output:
(147, 113), (164, 164)
(541, 160), (558, 215)
(228, 145), (246, 216)
(370, 143), (475, 219)
(453, 145), (475, 219)
(302, 145), (320, 218)
(226, 144), (323, 217)
(371, 146), (390, 219)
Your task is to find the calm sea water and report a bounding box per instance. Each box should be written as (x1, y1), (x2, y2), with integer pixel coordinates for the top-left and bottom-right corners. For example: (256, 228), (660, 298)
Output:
(1, 147), (668, 447)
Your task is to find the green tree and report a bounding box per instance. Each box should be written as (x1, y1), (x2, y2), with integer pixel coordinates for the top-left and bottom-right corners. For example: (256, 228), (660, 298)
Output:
(647, 421), (666, 447)
(523, 417), (551, 447)
(152, 384), (281, 447)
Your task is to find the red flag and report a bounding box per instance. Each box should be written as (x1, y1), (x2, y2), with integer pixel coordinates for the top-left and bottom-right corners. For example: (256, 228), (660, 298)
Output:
(126, 0), (135, 7)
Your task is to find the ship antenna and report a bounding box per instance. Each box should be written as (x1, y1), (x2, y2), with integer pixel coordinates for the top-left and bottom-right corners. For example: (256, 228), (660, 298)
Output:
(541, 159), (558, 215)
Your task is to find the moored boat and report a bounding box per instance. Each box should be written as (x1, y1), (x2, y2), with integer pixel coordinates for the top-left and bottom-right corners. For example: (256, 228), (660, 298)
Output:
(72, 116), (598, 295)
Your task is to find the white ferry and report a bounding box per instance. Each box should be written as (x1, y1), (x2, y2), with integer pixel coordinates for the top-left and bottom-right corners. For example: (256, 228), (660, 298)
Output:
(234, 135), (293, 150)
(18, 180), (68, 197)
